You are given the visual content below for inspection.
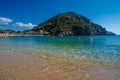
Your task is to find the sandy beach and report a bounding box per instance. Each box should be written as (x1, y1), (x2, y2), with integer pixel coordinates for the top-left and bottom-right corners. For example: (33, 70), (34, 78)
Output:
(0, 49), (120, 80)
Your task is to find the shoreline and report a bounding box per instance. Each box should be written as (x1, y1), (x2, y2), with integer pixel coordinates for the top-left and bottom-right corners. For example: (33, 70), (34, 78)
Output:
(0, 49), (120, 80)
(1, 46), (120, 69)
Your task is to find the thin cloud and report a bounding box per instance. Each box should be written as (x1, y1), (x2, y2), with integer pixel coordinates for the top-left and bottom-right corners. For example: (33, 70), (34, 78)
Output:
(0, 17), (13, 24)
(14, 22), (37, 29)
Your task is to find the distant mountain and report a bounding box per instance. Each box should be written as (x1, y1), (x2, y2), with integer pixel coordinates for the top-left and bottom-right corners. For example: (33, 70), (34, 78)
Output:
(0, 12), (116, 36)
(31, 12), (108, 35)
(0, 29), (16, 33)
(106, 31), (116, 35)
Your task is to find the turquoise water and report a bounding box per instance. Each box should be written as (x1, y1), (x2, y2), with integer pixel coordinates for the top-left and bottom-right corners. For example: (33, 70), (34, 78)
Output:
(0, 36), (120, 67)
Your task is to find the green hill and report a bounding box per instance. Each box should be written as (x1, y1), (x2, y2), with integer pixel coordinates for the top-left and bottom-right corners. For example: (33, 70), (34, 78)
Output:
(30, 12), (107, 35)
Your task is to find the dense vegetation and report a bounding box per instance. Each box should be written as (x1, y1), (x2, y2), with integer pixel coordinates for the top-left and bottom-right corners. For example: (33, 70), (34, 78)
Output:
(0, 29), (17, 34)
(32, 12), (107, 35)
(0, 30), (6, 33)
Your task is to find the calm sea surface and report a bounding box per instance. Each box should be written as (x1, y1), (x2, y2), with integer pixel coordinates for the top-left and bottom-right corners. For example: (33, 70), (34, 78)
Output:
(0, 36), (120, 67)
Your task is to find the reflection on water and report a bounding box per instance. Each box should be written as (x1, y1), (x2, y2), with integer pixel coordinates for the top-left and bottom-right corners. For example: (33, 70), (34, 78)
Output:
(0, 36), (120, 67)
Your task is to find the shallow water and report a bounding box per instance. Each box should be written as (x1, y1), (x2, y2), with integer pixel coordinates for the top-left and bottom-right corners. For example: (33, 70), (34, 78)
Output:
(0, 36), (120, 68)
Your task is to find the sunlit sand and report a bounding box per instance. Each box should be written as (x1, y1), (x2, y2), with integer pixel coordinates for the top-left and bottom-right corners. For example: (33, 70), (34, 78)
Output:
(0, 49), (120, 80)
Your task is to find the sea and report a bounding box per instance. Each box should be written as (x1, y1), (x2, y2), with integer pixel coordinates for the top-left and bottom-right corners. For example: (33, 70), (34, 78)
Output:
(0, 35), (120, 68)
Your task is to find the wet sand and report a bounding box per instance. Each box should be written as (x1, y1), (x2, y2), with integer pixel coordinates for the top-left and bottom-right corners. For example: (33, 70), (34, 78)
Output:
(0, 49), (120, 80)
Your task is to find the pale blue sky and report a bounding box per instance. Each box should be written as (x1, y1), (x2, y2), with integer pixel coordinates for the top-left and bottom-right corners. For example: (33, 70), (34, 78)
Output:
(0, 0), (120, 34)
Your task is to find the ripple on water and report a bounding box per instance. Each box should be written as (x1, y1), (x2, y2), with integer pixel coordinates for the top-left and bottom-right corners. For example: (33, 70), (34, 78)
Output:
(0, 36), (120, 68)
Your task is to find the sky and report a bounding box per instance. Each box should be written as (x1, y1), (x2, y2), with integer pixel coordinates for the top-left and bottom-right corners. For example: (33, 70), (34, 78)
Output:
(0, 0), (120, 34)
